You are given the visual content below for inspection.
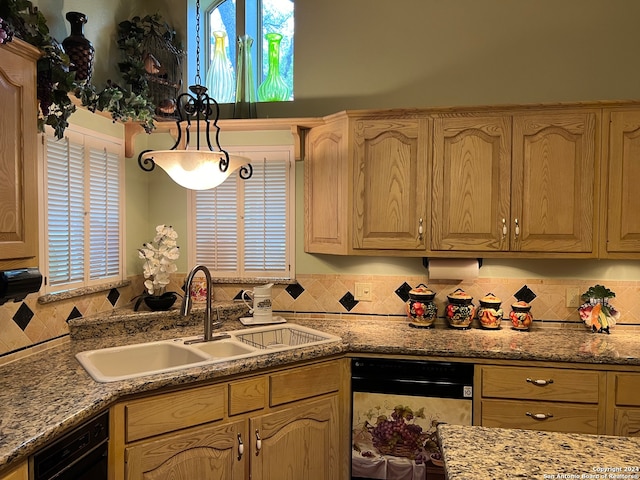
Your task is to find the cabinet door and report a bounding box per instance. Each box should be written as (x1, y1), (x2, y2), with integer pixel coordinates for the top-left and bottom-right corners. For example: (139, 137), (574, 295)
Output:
(613, 408), (640, 437)
(511, 112), (598, 253)
(0, 461), (27, 480)
(604, 110), (640, 254)
(0, 40), (40, 267)
(250, 396), (339, 480)
(431, 115), (511, 251)
(125, 420), (247, 480)
(304, 118), (350, 254)
(352, 118), (429, 251)
(608, 372), (640, 436)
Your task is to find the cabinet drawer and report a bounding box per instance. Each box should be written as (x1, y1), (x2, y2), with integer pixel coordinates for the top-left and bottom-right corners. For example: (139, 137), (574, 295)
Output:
(613, 373), (640, 406)
(480, 366), (601, 403)
(613, 408), (640, 436)
(229, 376), (266, 416)
(125, 384), (225, 442)
(270, 361), (341, 406)
(480, 399), (599, 434)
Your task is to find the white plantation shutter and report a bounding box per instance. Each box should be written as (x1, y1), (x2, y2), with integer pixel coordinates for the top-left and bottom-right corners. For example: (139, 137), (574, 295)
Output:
(190, 146), (294, 279)
(195, 176), (238, 271)
(244, 157), (287, 272)
(88, 142), (121, 279)
(43, 129), (124, 292)
(46, 135), (85, 287)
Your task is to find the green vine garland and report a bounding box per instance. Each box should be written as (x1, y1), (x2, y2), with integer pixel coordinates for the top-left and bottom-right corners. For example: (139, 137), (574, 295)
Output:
(0, 2), (180, 138)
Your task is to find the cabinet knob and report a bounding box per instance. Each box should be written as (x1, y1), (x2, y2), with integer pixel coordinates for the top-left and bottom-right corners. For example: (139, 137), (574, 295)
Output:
(255, 429), (262, 455)
(526, 411), (554, 421)
(514, 218), (520, 238)
(526, 377), (554, 386)
(237, 433), (244, 460)
(418, 218), (423, 241)
(502, 218), (507, 238)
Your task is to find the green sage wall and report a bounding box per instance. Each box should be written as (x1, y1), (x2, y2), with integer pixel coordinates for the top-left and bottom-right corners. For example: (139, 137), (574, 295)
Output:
(36, 0), (640, 281)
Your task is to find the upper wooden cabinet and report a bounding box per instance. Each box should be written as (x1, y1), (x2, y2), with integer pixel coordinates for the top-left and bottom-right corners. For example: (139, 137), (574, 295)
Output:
(0, 39), (40, 269)
(304, 115), (350, 254)
(352, 117), (429, 251)
(431, 110), (599, 256)
(602, 109), (640, 257)
(304, 112), (429, 255)
(303, 103), (640, 258)
(431, 115), (512, 252)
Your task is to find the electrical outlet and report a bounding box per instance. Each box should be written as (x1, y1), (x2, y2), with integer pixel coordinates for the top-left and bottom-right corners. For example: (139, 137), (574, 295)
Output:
(354, 282), (373, 301)
(566, 287), (581, 308)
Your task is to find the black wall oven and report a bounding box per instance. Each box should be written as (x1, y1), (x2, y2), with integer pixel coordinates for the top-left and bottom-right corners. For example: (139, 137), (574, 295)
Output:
(351, 358), (473, 480)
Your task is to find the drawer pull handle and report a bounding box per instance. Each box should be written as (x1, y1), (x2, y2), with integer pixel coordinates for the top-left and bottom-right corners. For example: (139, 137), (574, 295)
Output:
(526, 411), (553, 421)
(255, 429), (262, 455)
(526, 377), (554, 386)
(237, 433), (244, 460)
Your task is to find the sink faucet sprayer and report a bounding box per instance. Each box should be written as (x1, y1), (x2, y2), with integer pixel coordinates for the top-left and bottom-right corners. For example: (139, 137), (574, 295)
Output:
(181, 264), (225, 343)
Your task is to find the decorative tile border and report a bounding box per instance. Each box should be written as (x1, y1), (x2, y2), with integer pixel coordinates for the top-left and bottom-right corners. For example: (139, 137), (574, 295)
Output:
(1, 272), (638, 356)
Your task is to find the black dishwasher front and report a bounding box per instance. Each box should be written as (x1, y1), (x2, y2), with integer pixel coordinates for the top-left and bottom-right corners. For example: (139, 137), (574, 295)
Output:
(351, 358), (473, 480)
(32, 410), (108, 480)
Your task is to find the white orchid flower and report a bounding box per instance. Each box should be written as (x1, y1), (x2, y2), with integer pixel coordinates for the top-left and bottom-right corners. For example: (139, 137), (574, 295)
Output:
(140, 224), (181, 295)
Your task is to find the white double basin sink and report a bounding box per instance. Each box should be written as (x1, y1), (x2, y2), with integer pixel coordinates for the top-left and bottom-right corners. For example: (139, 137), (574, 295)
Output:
(76, 323), (341, 383)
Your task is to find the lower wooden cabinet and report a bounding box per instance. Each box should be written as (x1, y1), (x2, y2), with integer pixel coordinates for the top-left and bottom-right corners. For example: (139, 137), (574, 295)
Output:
(125, 419), (247, 479)
(607, 372), (640, 436)
(111, 359), (345, 480)
(250, 397), (339, 479)
(0, 461), (27, 480)
(475, 365), (606, 434)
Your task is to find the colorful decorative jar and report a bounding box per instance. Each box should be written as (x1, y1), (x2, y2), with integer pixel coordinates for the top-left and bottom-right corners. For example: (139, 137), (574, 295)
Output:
(445, 288), (476, 329)
(477, 293), (503, 329)
(406, 284), (437, 328)
(510, 301), (533, 330)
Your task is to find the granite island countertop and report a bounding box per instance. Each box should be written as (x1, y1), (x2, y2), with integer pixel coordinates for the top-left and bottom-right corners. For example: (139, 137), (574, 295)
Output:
(438, 423), (640, 479)
(2, 311), (640, 472)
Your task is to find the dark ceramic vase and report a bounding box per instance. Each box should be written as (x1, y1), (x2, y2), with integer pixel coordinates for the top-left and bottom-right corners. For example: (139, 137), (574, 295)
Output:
(62, 12), (95, 83)
(143, 292), (178, 311)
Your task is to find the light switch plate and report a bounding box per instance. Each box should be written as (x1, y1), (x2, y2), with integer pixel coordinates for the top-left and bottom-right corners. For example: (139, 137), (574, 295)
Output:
(566, 287), (581, 308)
(354, 282), (372, 301)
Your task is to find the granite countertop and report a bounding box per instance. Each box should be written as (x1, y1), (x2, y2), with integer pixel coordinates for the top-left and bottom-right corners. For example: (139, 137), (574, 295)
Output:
(2, 309), (640, 472)
(438, 423), (640, 479)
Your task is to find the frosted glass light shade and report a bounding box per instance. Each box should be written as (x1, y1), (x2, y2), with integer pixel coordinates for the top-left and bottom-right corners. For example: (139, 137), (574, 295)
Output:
(140, 150), (250, 190)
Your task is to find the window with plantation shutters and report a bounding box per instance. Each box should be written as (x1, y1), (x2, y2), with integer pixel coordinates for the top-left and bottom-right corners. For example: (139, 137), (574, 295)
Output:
(42, 128), (124, 292)
(189, 146), (294, 279)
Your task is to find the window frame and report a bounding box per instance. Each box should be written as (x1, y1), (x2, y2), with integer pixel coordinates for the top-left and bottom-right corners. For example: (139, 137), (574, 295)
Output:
(187, 0), (294, 103)
(187, 144), (295, 280)
(39, 125), (126, 294)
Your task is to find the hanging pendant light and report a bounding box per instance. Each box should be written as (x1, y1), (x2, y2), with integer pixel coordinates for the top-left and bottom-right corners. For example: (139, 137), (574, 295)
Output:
(137, 0), (252, 190)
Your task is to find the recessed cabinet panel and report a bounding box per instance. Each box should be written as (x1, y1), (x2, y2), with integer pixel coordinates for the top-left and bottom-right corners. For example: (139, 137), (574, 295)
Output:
(0, 40), (40, 267)
(353, 118), (428, 250)
(251, 397), (339, 480)
(605, 111), (640, 254)
(125, 420), (246, 480)
(512, 112), (598, 253)
(304, 118), (350, 254)
(431, 115), (511, 251)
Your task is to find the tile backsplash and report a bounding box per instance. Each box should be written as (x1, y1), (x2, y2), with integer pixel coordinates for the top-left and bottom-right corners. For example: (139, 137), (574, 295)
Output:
(1, 273), (639, 357)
